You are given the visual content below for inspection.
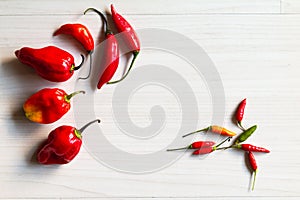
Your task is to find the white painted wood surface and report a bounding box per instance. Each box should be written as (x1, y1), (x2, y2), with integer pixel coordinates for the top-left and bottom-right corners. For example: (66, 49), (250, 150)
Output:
(1, 0), (300, 199)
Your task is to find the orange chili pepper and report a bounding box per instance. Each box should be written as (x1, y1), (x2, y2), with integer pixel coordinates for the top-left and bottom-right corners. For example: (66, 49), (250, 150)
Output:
(182, 125), (236, 138)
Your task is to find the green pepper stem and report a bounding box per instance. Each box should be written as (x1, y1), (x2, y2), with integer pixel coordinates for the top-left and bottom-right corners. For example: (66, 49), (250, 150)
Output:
(237, 121), (246, 131)
(84, 8), (112, 34)
(215, 145), (234, 151)
(72, 54), (85, 71)
(182, 127), (210, 138)
(64, 90), (85, 103)
(252, 170), (257, 191)
(214, 137), (232, 148)
(78, 52), (93, 80)
(107, 51), (139, 84)
(79, 119), (101, 133)
(166, 145), (190, 151)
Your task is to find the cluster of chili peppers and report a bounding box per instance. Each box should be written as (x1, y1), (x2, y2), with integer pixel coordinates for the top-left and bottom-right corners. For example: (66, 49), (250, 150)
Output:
(15, 4), (140, 165)
(167, 98), (270, 191)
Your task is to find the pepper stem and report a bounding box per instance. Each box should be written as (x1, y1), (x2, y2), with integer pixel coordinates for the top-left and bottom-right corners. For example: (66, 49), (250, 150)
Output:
(182, 127), (210, 138)
(64, 90), (85, 103)
(166, 145), (190, 151)
(79, 119), (101, 133)
(252, 170), (257, 191)
(78, 52), (93, 80)
(215, 145), (233, 151)
(84, 8), (112, 34)
(72, 54), (85, 71)
(107, 51), (139, 84)
(237, 121), (246, 131)
(74, 119), (101, 139)
(214, 137), (232, 148)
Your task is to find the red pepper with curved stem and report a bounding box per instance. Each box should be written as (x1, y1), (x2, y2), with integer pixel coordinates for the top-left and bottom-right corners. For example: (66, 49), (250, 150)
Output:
(15, 46), (84, 82)
(54, 23), (94, 53)
(107, 4), (140, 84)
(192, 147), (214, 155)
(167, 141), (216, 151)
(23, 88), (85, 124)
(84, 8), (120, 89)
(182, 125), (236, 138)
(236, 98), (247, 130)
(235, 144), (270, 153)
(248, 151), (258, 191)
(37, 119), (100, 164)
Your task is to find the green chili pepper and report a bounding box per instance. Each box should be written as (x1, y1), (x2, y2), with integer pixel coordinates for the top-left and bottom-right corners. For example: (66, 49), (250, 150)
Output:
(234, 125), (257, 144)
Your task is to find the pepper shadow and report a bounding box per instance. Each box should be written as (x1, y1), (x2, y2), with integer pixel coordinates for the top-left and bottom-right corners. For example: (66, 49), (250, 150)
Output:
(1, 57), (59, 141)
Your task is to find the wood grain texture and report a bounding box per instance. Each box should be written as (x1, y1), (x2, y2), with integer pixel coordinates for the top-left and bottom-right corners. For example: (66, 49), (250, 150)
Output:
(1, 0), (300, 199)
(282, 0), (300, 13)
(0, 0), (280, 15)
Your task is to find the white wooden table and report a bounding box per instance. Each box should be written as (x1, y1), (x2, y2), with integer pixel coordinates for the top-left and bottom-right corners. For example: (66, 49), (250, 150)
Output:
(1, 0), (300, 199)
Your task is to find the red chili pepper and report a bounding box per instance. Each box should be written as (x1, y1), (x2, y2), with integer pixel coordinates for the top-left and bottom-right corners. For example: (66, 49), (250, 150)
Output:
(23, 88), (85, 124)
(248, 151), (258, 191)
(37, 119), (100, 164)
(192, 147), (214, 155)
(236, 144), (270, 153)
(167, 141), (216, 151)
(236, 98), (247, 130)
(15, 46), (84, 82)
(84, 8), (120, 89)
(54, 23), (94, 53)
(107, 4), (140, 84)
(182, 125), (236, 138)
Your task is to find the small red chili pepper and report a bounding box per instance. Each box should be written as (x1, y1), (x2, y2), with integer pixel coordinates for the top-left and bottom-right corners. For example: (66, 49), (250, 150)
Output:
(15, 46), (84, 82)
(37, 119), (100, 164)
(107, 4), (140, 84)
(182, 125), (236, 138)
(248, 151), (258, 191)
(192, 147), (214, 155)
(54, 23), (94, 53)
(84, 8), (120, 89)
(236, 98), (247, 130)
(23, 88), (85, 124)
(235, 144), (270, 153)
(167, 141), (216, 151)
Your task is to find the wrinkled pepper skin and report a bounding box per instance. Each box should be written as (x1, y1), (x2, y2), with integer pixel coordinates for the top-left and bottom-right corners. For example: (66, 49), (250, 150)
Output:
(15, 46), (83, 82)
(54, 24), (94, 52)
(37, 126), (82, 164)
(23, 88), (84, 124)
(37, 119), (100, 165)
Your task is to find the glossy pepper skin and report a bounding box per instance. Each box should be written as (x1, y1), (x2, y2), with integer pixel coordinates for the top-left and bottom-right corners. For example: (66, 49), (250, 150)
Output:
(236, 98), (247, 130)
(236, 144), (270, 153)
(15, 46), (84, 82)
(23, 88), (85, 124)
(110, 4), (140, 53)
(54, 23), (94, 53)
(167, 141), (216, 151)
(107, 4), (140, 84)
(234, 125), (257, 144)
(84, 8), (120, 89)
(192, 147), (214, 155)
(37, 119), (100, 164)
(248, 151), (258, 191)
(182, 125), (236, 138)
